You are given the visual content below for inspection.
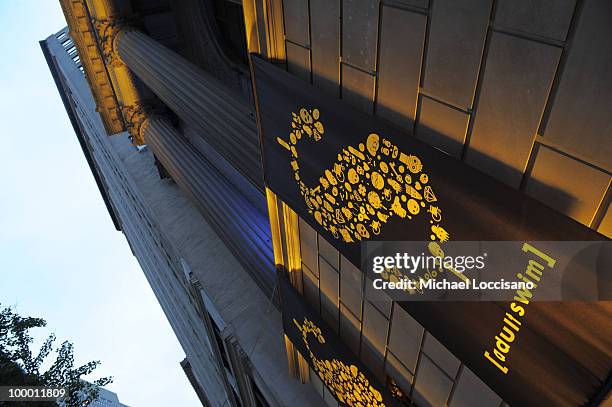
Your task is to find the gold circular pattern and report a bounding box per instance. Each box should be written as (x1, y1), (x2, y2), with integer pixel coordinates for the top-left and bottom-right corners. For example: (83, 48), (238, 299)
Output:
(407, 155), (422, 173)
(314, 121), (324, 134)
(366, 133), (380, 156)
(368, 191), (381, 209)
(371, 172), (385, 190)
(348, 168), (360, 184)
(407, 199), (420, 215)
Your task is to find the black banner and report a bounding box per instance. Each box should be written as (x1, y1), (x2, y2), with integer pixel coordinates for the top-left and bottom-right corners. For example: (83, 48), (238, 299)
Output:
(252, 57), (606, 269)
(279, 274), (399, 407)
(252, 57), (611, 407)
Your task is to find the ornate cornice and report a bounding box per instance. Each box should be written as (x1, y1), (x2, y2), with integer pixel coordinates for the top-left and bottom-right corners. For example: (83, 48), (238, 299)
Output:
(92, 17), (137, 67)
(58, 0), (125, 134)
(92, 19), (121, 66)
(121, 103), (148, 145)
(121, 102), (164, 145)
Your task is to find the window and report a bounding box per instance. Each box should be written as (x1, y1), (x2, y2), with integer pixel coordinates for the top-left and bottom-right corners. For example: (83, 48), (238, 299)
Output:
(232, 387), (243, 407)
(250, 378), (270, 407)
(210, 315), (231, 371)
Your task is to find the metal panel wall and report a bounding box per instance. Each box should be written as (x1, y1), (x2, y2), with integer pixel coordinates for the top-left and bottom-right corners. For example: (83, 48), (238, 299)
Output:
(280, 0), (611, 234)
(541, 0), (612, 173)
(465, 32), (561, 188)
(310, 0), (340, 96)
(422, 0), (491, 109)
(342, 0), (380, 72)
(376, 6), (426, 129)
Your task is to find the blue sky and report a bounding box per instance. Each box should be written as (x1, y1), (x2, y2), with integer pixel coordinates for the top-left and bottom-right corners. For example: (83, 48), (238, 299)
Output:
(0, 2), (200, 406)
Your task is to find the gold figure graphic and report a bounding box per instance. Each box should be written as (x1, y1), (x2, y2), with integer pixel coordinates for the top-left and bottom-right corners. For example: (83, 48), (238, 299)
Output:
(277, 107), (448, 243)
(294, 317), (385, 407)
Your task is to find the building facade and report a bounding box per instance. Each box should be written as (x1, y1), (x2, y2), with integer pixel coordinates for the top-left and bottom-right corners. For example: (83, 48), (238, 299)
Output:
(41, 24), (319, 407)
(88, 387), (130, 407)
(43, 0), (611, 406)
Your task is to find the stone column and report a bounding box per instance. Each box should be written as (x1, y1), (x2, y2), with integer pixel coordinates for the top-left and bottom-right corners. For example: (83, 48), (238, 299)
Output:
(142, 116), (275, 293)
(111, 28), (263, 191)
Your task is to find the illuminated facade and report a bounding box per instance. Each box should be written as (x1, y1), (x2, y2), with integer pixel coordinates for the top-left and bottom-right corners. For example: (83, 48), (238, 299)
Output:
(43, 0), (610, 406)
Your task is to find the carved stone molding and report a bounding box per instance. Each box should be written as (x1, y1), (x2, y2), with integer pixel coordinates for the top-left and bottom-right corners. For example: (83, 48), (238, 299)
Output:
(92, 17), (137, 67)
(59, 0), (125, 134)
(121, 102), (165, 145)
(121, 102), (147, 145)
